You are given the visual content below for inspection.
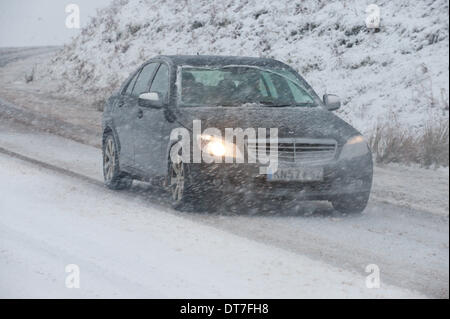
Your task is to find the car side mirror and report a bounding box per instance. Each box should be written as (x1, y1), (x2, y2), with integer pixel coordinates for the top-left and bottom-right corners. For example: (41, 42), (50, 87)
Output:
(138, 92), (163, 109)
(323, 94), (341, 111)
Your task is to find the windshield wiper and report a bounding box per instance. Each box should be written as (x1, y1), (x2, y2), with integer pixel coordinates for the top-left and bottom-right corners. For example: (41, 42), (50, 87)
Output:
(257, 101), (291, 107)
(204, 101), (317, 107)
(258, 101), (316, 107)
(293, 102), (316, 107)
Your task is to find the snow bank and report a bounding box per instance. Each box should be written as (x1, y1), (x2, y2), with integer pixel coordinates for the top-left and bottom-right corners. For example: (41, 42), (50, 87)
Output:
(44, 0), (449, 134)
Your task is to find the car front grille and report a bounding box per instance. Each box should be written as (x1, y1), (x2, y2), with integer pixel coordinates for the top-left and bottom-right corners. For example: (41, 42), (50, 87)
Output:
(246, 138), (337, 164)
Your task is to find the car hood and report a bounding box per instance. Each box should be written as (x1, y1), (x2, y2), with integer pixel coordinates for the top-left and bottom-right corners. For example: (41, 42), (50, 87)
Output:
(175, 106), (360, 145)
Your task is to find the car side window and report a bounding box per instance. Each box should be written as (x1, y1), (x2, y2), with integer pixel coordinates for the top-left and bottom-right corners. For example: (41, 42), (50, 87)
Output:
(150, 64), (169, 100)
(258, 77), (269, 97)
(261, 72), (278, 98)
(124, 71), (140, 95)
(131, 63), (158, 97)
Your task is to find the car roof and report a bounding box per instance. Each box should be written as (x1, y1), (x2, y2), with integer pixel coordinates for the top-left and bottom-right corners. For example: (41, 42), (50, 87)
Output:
(153, 55), (288, 68)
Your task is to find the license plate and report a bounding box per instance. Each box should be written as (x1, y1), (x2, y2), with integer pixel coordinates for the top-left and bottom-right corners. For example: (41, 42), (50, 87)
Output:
(267, 167), (324, 182)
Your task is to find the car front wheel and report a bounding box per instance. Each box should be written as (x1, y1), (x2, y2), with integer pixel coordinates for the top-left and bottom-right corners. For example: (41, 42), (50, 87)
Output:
(168, 158), (186, 207)
(167, 149), (213, 211)
(331, 191), (370, 214)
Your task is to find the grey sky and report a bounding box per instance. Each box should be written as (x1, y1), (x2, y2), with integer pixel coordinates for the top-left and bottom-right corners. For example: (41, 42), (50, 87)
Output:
(0, 0), (113, 47)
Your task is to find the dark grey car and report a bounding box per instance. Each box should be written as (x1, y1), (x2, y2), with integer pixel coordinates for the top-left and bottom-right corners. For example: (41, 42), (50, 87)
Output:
(102, 55), (373, 213)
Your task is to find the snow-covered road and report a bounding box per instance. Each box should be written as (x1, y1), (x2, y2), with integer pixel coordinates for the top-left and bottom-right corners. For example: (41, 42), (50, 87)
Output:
(1, 150), (425, 299)
(0, 47), (59, 68)
(0, 119), (447, 298)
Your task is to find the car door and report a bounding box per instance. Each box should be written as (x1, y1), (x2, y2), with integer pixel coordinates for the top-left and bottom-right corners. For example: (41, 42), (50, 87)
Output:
(113, 69), (141, 169)
(127, 62), (159, 174)
(134, 63), (170, 177)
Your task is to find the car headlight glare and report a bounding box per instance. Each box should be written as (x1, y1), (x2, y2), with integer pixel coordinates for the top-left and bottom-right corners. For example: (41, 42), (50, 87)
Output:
(199, 134), (242, 159)
(340, 135), (369, 159)
(347, 135), (365, 145)
(206, 140), (226, 157)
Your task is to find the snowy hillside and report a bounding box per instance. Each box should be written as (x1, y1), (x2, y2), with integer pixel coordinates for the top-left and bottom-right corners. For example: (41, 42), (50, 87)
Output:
(44, 0), (449, 133)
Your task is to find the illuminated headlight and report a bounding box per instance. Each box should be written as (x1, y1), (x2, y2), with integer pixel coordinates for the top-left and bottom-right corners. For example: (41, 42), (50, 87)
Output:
(199, 134), (243, 160)
(206, 140), (226, 157)
(340, 135), (369, 160)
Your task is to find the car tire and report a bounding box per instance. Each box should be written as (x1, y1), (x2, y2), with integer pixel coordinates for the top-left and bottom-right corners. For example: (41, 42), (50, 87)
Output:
(331, 191), (370, 214)
(167, 148), (212, 212)
(102, 133), (132, 190)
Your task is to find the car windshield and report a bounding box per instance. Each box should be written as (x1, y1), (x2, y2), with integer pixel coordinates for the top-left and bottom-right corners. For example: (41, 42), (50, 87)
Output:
(179, 65), (319, 107)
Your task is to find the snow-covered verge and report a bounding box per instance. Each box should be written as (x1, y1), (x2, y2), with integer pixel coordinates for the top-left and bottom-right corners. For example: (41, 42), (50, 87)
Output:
(42, 0), (449, 134)
(0, 153), (425, 298)
(372, 164), (449, 216)
(0, 49), (102, 131)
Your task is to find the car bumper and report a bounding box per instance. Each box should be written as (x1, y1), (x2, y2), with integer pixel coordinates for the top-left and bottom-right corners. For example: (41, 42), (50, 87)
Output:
(188, 153), (373, 200)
